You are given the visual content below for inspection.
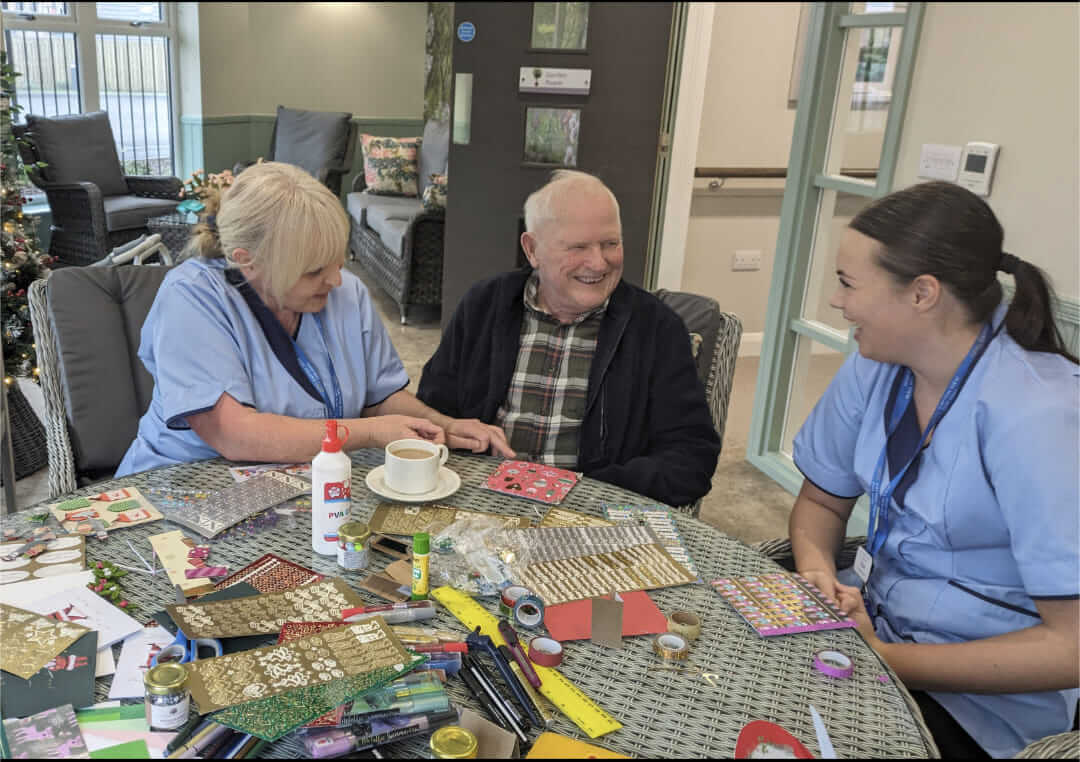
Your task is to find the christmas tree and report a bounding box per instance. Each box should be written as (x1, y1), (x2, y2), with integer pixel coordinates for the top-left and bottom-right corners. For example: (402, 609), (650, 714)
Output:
(2, 50), (55, 386)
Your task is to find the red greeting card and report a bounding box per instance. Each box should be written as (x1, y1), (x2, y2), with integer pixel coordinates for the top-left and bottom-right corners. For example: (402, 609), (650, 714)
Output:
(481, 460), (580, 505)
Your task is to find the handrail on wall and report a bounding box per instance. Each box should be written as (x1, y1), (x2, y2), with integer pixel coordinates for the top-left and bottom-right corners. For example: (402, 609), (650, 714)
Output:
(695, 167), (878, 179)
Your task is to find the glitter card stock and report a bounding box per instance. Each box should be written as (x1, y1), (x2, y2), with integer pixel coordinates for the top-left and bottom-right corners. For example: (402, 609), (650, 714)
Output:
(152, 471), (310, 539)
(165, 578), (364, 639)
(213, 553), (325, 594)
(49, 488), (162, 534)
(0, 603), (91, 679)
(184, 618), (415, 712)
(482, 460), (580, 505)
(368, 503), (532, 537)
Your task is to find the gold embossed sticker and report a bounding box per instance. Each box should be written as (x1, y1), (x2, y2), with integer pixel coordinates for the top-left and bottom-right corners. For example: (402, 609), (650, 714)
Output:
(0, 603), (91, 679)
(165, 578), (364, 639)
(184, 618), (412, 712)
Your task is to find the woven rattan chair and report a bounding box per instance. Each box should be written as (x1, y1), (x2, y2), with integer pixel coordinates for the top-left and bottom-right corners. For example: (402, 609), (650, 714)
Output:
(14, 112), (181, 268)
(27, 265), (171, 498)
(1015, 730), (1079, 759)
(655, 290), (742, 517)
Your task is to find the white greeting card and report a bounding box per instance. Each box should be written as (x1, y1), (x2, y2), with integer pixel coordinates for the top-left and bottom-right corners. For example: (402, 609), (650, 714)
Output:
(108, 625), (176, 699)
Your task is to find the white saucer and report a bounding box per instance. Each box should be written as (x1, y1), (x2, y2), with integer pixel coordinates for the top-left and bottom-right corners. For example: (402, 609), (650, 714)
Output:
(365, 465), (461, 503)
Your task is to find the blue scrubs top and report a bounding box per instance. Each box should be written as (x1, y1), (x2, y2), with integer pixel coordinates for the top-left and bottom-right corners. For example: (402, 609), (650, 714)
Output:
(116, 258), (409, 476)
(793, 303), (1079, 758)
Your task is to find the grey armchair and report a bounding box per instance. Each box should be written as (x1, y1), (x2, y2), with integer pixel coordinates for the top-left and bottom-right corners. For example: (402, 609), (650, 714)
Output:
(27, 265), (172, 497)
(14, 111), (182, 267)
(234, 105), (358, 196)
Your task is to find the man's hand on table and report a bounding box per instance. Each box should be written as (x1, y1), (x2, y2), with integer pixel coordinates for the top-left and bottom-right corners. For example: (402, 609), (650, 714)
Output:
(445, 418), (516, 458)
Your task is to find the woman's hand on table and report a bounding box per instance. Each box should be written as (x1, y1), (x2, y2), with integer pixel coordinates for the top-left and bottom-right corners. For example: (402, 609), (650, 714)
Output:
(364, 415), (446, 448)
(835, 583), (882, 649)
(444, 418), (516, 458)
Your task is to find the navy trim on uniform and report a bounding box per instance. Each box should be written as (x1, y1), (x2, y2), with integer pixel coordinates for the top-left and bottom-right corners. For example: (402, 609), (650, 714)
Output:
(1029, 593), (1080, 601)
(797, 469), (863, 501)
(364, 380), (410, 411)
(947, 580), (1041, 619)
(225, 269), (323, 405)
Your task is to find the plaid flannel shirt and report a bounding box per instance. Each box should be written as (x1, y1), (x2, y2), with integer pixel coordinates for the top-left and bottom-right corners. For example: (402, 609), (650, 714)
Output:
(495, 273), (606, 467)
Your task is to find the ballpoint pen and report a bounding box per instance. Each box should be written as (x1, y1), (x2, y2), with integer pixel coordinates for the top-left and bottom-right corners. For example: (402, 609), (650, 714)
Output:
(176, 723), (231, 759)
(167, 721), (218, 759)
(497, 618), (542, 689)
(458, 658), (510, 732)
(464, 653), (530, 744)
(506, 655), (555, 728)
(164, 715), (208, 755)
(467, 628), (541, 729)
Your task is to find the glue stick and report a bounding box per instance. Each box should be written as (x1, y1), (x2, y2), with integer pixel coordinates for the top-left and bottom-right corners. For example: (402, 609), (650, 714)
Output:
(411, 532), (430, 600)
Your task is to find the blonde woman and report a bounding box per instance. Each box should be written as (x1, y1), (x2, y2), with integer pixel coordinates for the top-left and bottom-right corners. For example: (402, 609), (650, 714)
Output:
(116, 162), (511, 476)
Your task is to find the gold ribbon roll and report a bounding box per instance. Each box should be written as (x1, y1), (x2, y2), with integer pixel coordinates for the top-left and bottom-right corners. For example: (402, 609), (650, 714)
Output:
(652, 632), (690, 660)
(666, 611), (702, 641)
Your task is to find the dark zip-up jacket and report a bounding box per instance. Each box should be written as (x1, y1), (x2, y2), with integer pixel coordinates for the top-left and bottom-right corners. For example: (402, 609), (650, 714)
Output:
(417, 269), (721, 507)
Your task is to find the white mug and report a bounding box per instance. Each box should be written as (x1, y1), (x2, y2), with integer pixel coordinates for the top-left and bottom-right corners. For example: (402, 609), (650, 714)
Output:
(384, 439), (449, 494)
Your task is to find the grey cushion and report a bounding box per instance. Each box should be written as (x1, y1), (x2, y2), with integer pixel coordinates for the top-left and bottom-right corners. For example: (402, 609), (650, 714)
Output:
(47, 265), (172, 475)
(346, 190), (422, 228)
(272, 105), (352, 178)
(371, 217), (409, 258)
(418, 119), (450, 197)
(655, 289), (722, 390)
(102, 195), (181, 232)
(25, 111), (129, 196)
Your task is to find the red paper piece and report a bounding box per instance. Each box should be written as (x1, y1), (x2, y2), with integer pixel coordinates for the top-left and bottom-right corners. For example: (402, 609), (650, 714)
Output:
(734, 720), (812, 759)
(543, 591), (668, 642)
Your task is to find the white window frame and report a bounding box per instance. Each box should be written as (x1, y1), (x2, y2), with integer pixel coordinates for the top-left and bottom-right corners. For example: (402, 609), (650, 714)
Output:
(2, 2), (181, 179)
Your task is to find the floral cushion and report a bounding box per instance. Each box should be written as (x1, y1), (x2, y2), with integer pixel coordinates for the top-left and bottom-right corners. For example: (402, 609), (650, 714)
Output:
(422, 173), (447, 211)
(360, 134), (421, 196)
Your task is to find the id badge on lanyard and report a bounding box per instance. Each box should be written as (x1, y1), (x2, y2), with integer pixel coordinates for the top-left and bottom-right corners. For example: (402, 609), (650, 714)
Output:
(860, 321), (996, 587)
(292, 314), (344, 420)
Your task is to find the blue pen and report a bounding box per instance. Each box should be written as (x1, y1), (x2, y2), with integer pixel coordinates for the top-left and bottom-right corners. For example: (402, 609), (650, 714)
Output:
(222, 732), (253, 759)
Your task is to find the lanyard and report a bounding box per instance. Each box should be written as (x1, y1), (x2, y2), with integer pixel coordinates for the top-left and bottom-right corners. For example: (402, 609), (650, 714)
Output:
(866, 322), (997, 556)
(291, 313), (344, 420)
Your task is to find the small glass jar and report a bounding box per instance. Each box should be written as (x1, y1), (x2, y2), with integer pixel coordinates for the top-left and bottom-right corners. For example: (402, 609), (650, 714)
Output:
(144, 662), (190, 731)
(430, 726), (478, 759)
(337, 521), (372, 572)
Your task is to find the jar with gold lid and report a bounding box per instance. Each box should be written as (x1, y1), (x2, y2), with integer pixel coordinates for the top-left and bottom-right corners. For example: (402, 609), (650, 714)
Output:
(429, 725), (478, 758)
(144, 662), (189, 731)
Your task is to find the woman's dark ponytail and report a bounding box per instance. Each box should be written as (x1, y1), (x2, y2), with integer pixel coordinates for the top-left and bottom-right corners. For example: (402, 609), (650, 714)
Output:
(849, 181), (1077, 364)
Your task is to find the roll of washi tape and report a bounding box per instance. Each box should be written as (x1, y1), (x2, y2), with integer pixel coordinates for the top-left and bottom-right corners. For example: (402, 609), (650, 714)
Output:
(513, 594), (545, 630)
(652, 632), (690, 661)
(500, 585), (531, 618)
(666, 611), (702, 641)
(813, 649), (854, 679)
(529, 636), (564, 667)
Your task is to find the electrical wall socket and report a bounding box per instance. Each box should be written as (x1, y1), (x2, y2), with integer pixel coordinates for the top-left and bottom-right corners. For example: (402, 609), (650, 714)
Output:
(733, 250), (762, 271)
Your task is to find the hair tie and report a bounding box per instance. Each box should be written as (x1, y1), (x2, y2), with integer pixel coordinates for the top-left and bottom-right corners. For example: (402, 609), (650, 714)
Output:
(998, 252), (1020, 274)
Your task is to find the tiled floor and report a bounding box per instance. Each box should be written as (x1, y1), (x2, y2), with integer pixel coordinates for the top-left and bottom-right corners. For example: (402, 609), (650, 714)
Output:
(9, 262), (799, 546)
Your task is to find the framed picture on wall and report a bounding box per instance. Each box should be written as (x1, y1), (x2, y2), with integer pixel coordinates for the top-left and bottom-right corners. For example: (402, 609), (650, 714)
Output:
(529, 2), (590, 52)
(522, 106), (581, 167)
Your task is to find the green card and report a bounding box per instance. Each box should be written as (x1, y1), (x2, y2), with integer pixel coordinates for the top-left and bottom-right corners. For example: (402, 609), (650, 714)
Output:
(90, 739), (150, 758)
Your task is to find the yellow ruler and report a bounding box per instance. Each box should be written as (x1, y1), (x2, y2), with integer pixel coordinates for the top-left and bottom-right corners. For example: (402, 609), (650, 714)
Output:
(431, 585), (623, 739)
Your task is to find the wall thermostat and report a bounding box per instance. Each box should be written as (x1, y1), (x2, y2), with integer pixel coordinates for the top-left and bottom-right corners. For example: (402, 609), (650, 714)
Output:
(957, 141), (1000, 197)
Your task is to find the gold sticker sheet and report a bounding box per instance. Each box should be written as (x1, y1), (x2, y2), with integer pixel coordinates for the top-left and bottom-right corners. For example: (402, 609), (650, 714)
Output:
(0, 603), (91, 679)
(537, 507), (616, 529)
(368, 503), (532, 536)
(184, 618), (412, 712)
(165, 578), (364, 639)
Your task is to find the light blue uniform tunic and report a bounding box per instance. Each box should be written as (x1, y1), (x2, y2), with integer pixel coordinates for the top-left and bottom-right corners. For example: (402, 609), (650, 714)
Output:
(116, 258), (409, 476)
(793, 303), (1079, 758)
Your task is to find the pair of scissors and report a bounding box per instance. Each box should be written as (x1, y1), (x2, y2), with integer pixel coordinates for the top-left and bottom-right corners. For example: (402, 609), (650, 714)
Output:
(152, 585), (222, 667)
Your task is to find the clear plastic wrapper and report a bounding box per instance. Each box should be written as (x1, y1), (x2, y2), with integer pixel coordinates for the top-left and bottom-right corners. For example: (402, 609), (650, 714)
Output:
(430, 517), (518, 596)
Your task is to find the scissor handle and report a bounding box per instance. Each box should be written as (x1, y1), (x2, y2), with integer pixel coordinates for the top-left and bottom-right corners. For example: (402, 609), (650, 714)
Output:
(193, 638), (222, 660)
(152, 642), (190, 667)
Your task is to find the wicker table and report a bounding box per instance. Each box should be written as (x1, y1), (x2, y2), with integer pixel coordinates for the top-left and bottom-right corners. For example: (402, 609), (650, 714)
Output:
(8, 451), (937, 758)
(146, 212), (197, 259)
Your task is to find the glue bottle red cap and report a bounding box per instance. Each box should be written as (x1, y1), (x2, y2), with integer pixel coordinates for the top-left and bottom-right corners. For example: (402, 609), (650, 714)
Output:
(322, 420), (343, 453)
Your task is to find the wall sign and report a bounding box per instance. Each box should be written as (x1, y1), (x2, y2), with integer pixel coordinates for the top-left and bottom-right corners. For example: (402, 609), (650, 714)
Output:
(519, 67), (591, 96)
(457, 21), (476, 42)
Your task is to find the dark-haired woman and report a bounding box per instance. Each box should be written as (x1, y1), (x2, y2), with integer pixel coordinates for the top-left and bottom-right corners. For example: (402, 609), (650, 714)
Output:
(788, 181), (1078, 758)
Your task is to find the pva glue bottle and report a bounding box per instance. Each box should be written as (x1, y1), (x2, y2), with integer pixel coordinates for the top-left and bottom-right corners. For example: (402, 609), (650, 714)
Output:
(312, 420), (351, 555)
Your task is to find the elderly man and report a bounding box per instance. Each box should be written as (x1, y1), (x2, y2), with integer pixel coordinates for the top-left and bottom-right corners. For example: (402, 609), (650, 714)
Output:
(417, 170), (721, 506)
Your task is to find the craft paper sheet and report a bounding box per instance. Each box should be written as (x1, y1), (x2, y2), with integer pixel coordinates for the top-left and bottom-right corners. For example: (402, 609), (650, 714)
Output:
(537, 507), (615, 529)
(48, 488), (163, 534)
(165, 577), (364, 639)
(151, 471), (310, 539)
(0, 631), (98, 717)
(0, 535), (87, 585)
(2, 704), (90, 758)
(482, 460), (580, 505)
(506, 525), (697, 606)
(29, 585), (143, 649)
(147, 530), (216, 597)
(0, 603), (92, 679)
(711, 572), (857, 637)
(183, 618), (414, 712)
(603, 504), (701, 581)
(277, 621), (352, 727)
(107, 625), (178, 699)
(368, 503), (532, 536)
(212, 553), (324, 595)
(228, 462), (312, 484)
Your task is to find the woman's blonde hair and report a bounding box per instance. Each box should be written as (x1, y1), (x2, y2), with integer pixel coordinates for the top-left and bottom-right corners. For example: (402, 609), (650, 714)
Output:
(185, 161), (349, 306)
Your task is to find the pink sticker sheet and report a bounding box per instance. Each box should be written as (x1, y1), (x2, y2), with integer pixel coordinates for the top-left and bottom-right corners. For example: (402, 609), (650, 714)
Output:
(481, 460), (580, 505)
(711, 572), (856, 637)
